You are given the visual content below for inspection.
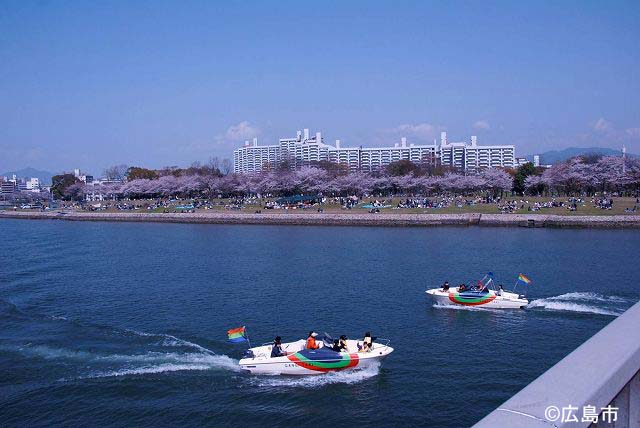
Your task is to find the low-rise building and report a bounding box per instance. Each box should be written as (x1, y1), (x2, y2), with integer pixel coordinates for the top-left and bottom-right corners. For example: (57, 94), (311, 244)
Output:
(1, 179), (16, 194)
(73, 168), (93, 184)
(514, 157), (530, 167)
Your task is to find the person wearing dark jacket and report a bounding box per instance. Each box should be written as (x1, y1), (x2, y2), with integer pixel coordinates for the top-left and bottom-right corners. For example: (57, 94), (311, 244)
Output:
(270, 336), (288, 358)
(338, 335), (348, 351)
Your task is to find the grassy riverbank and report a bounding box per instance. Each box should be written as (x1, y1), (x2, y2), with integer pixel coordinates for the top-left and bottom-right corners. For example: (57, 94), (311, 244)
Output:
(16, 196), (638, 216)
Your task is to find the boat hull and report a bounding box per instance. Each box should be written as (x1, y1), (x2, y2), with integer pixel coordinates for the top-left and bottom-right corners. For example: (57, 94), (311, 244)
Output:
(426, 288), (528, 309)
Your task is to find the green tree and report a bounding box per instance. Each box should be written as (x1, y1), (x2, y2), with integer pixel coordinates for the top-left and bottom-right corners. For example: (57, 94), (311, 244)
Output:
(51, 174), (80, 199)
(314, 160), (349, 177)
(513, 162), (538, 194)
(126, 167), (158, 181)
(386, 160), (418, 176)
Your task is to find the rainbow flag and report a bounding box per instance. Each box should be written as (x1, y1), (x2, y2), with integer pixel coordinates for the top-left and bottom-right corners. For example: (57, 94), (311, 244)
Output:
(227, 326), (248, 343)
(518, 273), (532, 284)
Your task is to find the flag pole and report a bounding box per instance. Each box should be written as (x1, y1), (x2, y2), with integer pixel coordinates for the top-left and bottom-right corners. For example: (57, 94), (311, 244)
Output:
(244, 326), (252, 349)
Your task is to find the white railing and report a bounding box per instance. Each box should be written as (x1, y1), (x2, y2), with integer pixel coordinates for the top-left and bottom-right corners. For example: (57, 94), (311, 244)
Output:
(474, 300), (640, 427)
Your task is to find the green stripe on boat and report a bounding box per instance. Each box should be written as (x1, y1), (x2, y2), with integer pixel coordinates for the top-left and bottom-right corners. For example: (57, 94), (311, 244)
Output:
(294, 352), (353, 369)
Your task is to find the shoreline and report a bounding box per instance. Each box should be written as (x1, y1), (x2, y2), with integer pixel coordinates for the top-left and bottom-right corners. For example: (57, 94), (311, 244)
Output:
(2, 210), (640, 229)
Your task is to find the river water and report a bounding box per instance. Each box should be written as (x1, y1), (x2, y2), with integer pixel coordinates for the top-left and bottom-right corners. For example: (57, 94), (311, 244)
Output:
(1, 219), (638, 427)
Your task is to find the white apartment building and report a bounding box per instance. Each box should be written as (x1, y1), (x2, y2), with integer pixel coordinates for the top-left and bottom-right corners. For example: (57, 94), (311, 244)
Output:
(328, 140), (361, 171)
(360, 138), (438, 172)
(17, 177), (41, 192)
(27, 177), (40, 190)
(279, 129), (330, 169)
(233, 138), (281, 173)
(439, 133), (515, 172)
(233, 128), (516, 174)
(439, 131), (467, 170)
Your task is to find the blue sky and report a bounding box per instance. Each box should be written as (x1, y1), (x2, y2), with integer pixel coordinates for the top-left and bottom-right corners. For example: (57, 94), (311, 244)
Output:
(1, 0), (639, 175)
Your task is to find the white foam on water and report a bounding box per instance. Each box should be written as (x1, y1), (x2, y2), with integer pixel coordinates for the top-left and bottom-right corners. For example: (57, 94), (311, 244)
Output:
(544, 292), (628, 303)
(126, 329), (215, 354)
(48, 315), (68, 321)
(527, 297), (623, 316)
(247, 362), (381, 389)
(432, 303), (500, 313)
(13, 326), (243, 379)
(80, 353), (240, 379)
(16, 343), (242, 378)
(86, 363), (215, 378)
(16, 344), (94, 360)
(98, 352), (241, 370)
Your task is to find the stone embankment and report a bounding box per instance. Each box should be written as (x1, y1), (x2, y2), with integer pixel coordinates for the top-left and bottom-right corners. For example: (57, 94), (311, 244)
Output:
(2, 210), (639, 228)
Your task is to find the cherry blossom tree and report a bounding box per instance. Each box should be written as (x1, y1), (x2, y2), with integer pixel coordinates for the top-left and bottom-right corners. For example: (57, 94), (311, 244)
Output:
(63, 182), (87, 201)
(108, 154), (639, 201)
(294, 167), (330, 194)
(524, 175), (545, 196)
(480, 168), (513, 197)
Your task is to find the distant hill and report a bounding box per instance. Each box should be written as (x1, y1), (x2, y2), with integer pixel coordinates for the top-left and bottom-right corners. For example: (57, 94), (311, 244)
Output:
(527, 147), (636, 165)
(1, 167), (55, 184)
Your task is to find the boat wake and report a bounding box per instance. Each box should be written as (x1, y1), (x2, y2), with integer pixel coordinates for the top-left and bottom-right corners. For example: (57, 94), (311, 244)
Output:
(12, 333), (241, 380)
(0, 300), (240, 380)
(86, 355), (240, 379)
(246, 361), (381, 389)
(431, 303), (501, 313)
(527, 292), (629, 316)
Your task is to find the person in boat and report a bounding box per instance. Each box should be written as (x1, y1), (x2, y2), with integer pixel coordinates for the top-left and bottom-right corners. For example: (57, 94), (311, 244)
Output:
(359, 331), (373, 353)
(458, 283), (466, 292)
(338, 335), (348, 351)
(271, 336), (289, 358)
(331, 339), (342, 352)
(306, 331), (319, 350)
(442, 281), (450, 292)
(497, 284), (504, 296)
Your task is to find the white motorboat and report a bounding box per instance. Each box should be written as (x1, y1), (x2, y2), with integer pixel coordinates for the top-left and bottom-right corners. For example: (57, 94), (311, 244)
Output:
(238, 334), (393, 375)
(426, 274), (529, 309)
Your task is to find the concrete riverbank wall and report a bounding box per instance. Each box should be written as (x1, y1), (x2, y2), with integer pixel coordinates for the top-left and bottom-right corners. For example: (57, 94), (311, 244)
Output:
(2, 210), (640, 229)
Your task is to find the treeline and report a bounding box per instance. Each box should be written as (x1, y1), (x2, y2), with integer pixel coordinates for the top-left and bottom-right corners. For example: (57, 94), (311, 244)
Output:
(524, 155), (639, 196)
(48, 155), (640, 201)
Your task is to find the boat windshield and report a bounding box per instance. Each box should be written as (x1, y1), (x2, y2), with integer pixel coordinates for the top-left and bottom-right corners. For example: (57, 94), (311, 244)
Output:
(317, 332), (334, 348)
(297, 347), (343, 360)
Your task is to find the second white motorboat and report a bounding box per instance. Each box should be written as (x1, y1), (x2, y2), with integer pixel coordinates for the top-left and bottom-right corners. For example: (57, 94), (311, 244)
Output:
(426, 274), (529, 309)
